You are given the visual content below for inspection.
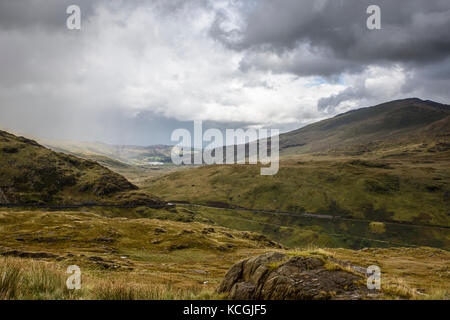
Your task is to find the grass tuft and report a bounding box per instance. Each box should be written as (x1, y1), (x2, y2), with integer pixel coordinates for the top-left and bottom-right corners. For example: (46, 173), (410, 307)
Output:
(0, 257), (79, 300)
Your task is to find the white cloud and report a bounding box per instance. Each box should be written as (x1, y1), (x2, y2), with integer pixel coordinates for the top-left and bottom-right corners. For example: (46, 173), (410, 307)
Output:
(363, 66), (407, 97)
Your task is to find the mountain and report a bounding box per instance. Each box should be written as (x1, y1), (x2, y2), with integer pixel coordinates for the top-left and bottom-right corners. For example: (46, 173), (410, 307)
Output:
(279, 98), (450, 156)
(0, 130), (162, 205)
(144, 98), (450, 250)
(212, 98), (450, 163)
(35, 98), (450, 167)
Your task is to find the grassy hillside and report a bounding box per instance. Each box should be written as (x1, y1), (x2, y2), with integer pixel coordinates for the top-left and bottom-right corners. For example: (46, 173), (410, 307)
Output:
(145, 157), (450, 227)
(0, 209), (447, 299)
(0, 130), (161, 205)
(279, 98), (450, 156)
(184, 204), (450, 249)
(0, 209), (278, 299)
(141, 99), (450, 249)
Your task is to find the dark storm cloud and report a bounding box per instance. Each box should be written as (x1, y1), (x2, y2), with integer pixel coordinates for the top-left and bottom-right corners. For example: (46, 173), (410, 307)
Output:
(213, 0), (450, 76)
(402, 57), (450, 100)
(211, 0), (450, 111)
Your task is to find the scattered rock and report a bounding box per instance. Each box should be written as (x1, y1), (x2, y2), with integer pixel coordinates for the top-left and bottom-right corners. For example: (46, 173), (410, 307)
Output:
(202, 227), (215, 234)
(179, 229), (195, 235)
(222, 232), (234, 238)
(87, 256), (114, 263)
(189, 269), (209, 275)
(96, 262), (121, 270)
(89, 237), (116, 243)
(29, 237), (64, 243)
(217, 252), (369, 300)
(0, 250), (58, 259)
(0, 187), (9, 204)
(239, 232), (284, 249)
(165, 244), (189, 251)
(1, 146), (19, 154)
(215, 245), (229, 252)
(154, 228), (167, 235)
(85, 256), (121, 269)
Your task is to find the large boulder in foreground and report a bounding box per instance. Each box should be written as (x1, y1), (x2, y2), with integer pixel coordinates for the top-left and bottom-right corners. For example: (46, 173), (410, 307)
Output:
(217, 252), (370, 300)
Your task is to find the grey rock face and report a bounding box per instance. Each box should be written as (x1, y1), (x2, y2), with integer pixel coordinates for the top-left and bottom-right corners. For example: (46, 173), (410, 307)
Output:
(218, 252), (369, 300)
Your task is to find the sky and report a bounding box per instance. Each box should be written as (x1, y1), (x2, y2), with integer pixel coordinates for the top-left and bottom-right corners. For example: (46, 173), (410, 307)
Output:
(0, 0), (449, 145)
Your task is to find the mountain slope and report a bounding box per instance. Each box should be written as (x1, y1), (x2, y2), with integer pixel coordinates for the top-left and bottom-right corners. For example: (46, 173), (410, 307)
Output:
(279, 98), (450, 156)
(143, 98), (450, 249)
(0, 130), (147, 204)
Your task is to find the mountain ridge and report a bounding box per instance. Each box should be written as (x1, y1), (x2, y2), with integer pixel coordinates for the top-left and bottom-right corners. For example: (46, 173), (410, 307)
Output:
(279, 98), (450, 156)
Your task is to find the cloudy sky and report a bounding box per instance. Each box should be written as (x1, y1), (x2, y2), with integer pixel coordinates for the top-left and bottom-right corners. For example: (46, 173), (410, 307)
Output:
(0, 0), (449, 145)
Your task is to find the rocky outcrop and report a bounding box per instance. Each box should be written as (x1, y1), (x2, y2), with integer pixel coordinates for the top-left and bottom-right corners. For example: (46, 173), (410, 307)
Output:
(0, 187), (8, 204)
(217, 252), (370, 300)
